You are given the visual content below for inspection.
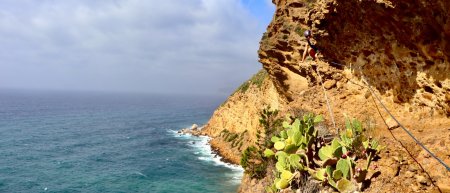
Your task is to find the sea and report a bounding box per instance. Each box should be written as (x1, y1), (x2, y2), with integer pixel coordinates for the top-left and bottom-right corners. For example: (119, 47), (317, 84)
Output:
(0, 90), (243, 193)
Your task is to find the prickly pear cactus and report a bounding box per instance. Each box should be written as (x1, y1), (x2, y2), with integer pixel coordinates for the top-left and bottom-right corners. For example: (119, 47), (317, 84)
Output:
(336, 159), (351, 179)
(265, 113), (325, 191)
(263, 113), (383, 192)
(336, 178), (356, 192)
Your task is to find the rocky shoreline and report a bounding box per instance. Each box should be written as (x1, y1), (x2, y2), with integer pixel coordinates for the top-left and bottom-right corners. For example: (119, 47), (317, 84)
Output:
(177, 124), (202, 135)
(178, 124), (241, 165)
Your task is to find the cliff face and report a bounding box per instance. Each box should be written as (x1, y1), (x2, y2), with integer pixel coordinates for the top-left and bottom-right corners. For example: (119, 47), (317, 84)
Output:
(260, 0), (450, 115)
(202, 70), (285, 164)
(204, 0), (450, 192)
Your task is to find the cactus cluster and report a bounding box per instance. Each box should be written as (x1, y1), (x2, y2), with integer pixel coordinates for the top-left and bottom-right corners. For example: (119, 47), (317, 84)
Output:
(264, 113), (323, 192)
(264, 114), (384, 192)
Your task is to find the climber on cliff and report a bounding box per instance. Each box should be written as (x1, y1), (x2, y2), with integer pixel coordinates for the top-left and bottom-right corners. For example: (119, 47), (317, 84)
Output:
(301, 30), (319, 62)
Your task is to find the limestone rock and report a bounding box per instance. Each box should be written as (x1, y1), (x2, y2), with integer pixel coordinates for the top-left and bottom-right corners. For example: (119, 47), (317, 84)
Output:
(323, 80), (336, 89)
(259, 0), (450, 115)
(408, 165), (418, 173)
(411, 185), (420, 192)
(332, 73), (343, 80)
(190, 124), (198, 130)
(385, 117), (399, 130)
(416, 175), (428, 185)
(405, 171), (415, 178)
(178, 124), (204, 136)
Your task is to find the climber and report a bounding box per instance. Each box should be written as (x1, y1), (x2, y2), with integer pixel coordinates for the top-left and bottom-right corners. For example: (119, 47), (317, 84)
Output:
(301, 30), (318, 62)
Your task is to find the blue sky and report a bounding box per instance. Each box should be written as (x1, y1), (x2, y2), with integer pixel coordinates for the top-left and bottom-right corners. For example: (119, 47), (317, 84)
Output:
(0, 0), (274, 96)
(243, 0), (274, 24)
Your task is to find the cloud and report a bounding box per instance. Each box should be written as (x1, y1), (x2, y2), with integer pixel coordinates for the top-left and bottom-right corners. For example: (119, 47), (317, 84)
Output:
(0, 0), (271, 95)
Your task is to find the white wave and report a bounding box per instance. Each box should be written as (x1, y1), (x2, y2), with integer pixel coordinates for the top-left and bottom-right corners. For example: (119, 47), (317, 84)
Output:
(169, 129), (244, 180)
(167, 129), (181, 135)
(190, 136), (244, 173)
(134, 171), (148, 178)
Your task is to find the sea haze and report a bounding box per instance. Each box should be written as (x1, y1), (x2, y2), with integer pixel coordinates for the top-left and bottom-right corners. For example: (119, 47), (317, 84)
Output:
(0, 90), (243, 193)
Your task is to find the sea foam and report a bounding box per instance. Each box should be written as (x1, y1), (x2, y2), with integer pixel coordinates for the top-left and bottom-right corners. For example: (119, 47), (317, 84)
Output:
(169, 129), (244, 182)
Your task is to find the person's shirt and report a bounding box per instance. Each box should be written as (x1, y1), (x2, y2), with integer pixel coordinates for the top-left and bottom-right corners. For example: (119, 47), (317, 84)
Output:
(307, 38), (318, 52)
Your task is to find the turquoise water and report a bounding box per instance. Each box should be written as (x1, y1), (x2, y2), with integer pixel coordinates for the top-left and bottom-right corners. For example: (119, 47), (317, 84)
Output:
(0, 90), (243, 193)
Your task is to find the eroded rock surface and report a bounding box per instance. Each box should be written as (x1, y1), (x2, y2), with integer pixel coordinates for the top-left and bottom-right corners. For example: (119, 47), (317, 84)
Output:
(260, 0), (450, 115)
(203, 0), (450, 192)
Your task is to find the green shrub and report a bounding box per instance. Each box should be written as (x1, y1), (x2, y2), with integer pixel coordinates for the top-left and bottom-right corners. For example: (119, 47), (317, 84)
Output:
(219, 129), (229, 137)
(295, 27), (306, 37)
(240, 146), (267, 179)
(234, 69), (268, 94)
(227, 133), (238, 142)
(258, 106), (282, 148)
(238, 141), (243, 150)
(240, 106), (282, 179)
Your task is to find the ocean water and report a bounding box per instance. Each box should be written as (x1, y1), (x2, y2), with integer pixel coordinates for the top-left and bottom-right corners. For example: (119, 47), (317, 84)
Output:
(0, 90), (243, 193)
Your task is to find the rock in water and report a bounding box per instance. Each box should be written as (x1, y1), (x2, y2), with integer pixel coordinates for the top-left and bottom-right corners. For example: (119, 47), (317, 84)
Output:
(190, 124), (198, 130)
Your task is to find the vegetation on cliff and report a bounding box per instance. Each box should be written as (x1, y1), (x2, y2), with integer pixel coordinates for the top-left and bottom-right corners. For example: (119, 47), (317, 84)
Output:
(234, 69), (268, 94)
(205, 0), (450, 192)
(240, 107), (282, 179)
(265, 114), (383, 192)
(240, 108), (383, 192)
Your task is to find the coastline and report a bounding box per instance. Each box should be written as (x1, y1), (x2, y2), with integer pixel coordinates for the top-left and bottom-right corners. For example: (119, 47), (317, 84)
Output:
(208, 137), (242, 165)
(175, 126), (243, 171)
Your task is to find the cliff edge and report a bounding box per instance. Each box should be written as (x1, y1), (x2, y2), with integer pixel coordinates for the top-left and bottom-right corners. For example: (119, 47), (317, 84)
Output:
(204, 0), (450, 192)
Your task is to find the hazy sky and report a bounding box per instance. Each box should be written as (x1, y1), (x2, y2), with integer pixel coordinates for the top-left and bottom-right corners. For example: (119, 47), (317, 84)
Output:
(0, 0), (274, 96)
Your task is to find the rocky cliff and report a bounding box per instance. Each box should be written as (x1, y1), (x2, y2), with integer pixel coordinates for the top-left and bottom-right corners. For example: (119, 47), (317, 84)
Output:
(203, 0), (450, 192)
(201, 70), (285, 164)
